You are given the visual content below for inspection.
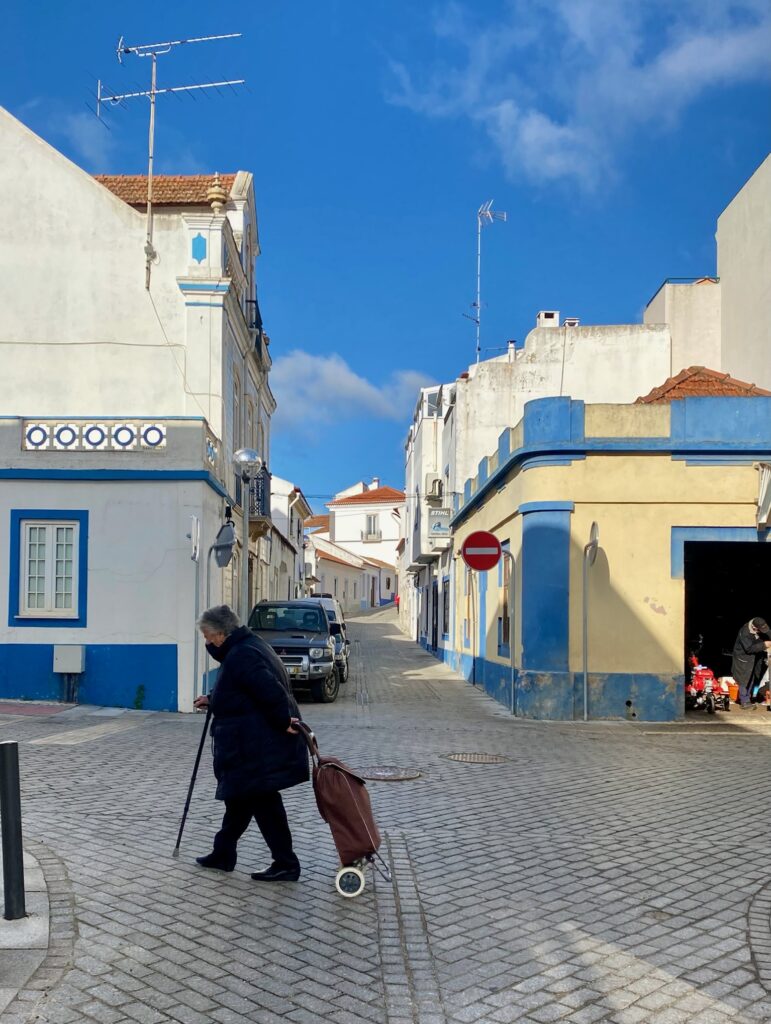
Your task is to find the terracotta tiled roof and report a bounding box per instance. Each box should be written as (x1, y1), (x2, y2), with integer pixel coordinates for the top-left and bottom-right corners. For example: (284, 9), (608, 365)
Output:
(328, 486), (406, 506)
(305, 514), (330, 531)
(636, 366), (771, 404)
(94, 174), (236, 206)
(364, 557), (396, 571)
(318, 551), (360, 569)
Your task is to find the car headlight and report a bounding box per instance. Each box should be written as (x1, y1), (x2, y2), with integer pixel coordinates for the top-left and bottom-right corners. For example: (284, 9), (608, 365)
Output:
(309, 647), (325, 659)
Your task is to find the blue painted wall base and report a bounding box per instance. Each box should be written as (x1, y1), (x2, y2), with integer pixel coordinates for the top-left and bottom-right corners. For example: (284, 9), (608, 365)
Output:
(419, 642), (682, 721)
(0, 644), (178, 711)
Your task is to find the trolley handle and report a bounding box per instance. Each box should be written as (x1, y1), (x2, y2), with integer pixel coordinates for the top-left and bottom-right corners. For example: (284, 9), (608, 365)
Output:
(294, 720), (320, 761)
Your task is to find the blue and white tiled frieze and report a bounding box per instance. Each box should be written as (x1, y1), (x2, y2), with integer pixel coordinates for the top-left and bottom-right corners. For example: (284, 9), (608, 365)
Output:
(23, 421), (167, 452)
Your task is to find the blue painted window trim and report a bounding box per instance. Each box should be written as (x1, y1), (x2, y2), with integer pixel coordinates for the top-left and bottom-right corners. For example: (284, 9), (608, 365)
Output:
(671, 526), (770, 579)
(518, 501), (575, 515)
(9, 510), (89, 628)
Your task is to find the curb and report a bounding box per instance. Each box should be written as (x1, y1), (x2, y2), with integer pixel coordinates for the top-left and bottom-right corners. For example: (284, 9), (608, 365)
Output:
(0, 838), (76, 1023)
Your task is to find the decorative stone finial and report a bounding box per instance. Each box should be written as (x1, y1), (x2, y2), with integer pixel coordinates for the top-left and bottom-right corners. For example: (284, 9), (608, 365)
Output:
(207, 172), (227, 214)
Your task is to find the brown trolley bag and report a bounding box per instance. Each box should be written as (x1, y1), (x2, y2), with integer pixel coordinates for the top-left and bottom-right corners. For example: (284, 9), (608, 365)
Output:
(297, 722), (391, 877)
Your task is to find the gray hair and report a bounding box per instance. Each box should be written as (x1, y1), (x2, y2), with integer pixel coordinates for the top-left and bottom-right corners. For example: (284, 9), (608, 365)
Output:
(197, 605), (241, 636)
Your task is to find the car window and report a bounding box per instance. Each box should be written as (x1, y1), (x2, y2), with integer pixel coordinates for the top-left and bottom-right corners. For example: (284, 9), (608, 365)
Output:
(250, 606), (325, 632)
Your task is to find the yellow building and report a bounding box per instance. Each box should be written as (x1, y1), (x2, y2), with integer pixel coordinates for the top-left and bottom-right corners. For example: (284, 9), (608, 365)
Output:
(448, 383), (771, 720)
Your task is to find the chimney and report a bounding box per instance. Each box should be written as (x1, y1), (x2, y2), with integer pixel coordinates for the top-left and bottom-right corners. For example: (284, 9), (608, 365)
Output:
(370, 477), (380, 490)
(563, 317), (580, 328)
(536, 310), (560, 328)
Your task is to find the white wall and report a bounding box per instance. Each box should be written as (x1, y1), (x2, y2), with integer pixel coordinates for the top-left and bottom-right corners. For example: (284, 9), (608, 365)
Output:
(0, 476), (229, 712)
(328, 503), (401, 567)
(644, 282), (722, 373)
(717, 155), (771, 390)
(450, 324), (670, 489)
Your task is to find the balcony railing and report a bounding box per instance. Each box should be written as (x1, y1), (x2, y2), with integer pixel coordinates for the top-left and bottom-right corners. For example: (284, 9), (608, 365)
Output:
(233, 465), (271, 517)
(361, 530), (382, 543)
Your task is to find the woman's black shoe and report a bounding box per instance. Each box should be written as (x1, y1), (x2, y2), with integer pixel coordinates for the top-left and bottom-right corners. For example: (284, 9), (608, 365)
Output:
(250, 863), (301, 882)
(195, 853), (235, 872)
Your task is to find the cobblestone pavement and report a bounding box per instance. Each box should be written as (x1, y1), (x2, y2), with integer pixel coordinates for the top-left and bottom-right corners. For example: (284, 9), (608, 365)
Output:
(2, 608), (770, 1024)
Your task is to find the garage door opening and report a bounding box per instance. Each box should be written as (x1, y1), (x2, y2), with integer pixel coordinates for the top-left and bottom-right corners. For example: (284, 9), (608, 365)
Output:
(684, 541), (771, 681)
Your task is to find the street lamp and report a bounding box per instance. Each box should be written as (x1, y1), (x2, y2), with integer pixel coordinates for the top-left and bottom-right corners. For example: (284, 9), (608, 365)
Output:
(232, 448), (263, 622)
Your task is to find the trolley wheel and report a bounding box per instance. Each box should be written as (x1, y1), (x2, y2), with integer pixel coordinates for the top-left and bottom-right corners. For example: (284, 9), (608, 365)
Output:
(335, 866), (365, 898)
(706, 694), (716, 714)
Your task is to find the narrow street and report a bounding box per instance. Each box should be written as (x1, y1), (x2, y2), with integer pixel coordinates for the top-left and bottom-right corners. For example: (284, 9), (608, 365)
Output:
(2, 609), (770, 1024)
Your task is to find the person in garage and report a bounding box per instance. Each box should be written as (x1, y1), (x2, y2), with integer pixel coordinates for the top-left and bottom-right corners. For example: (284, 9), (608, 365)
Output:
(730, 617), (771, 707)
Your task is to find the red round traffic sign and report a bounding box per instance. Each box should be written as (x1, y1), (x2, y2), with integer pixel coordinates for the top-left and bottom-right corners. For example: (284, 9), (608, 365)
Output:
(461, 530), (502, 571)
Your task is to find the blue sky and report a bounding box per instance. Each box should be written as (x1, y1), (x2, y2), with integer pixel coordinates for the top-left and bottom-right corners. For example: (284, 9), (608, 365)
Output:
(2, 1), (769, 509)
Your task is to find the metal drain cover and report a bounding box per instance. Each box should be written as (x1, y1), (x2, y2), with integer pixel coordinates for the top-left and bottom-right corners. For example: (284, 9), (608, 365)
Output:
(357, 766), (422, 781)
(444, 752), (509, 764)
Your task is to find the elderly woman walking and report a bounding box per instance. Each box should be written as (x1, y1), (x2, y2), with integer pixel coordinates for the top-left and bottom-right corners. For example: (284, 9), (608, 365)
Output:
(193, 605), (309, 881)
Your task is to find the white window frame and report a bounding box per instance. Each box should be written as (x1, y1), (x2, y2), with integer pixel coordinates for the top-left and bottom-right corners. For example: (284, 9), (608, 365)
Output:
(365, 513), (380, 539)
(20, 519), (79, 619)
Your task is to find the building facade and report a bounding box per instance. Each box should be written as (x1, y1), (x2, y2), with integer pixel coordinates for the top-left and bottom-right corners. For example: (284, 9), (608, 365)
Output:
(442, 392), (771, 721)
(0, 107), (276, 711)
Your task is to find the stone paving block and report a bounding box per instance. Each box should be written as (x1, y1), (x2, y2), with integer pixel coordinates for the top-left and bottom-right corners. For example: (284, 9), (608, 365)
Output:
(4, 612), (771, 1024)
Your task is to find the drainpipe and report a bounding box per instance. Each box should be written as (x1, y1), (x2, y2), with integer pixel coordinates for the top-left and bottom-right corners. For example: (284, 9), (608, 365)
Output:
(502, 549), (515, 715)
(288, 489), (302, 596)
(582, 522), (600, 722)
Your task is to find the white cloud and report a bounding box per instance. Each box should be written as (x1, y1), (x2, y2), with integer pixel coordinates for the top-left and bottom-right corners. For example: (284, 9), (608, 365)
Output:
(271, 350), (431, 434)
(387, 0), (771, 190)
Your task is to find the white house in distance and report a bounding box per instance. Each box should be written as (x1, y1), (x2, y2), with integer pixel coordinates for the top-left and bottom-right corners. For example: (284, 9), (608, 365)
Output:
(304, 480), (404, 611)
(0, 105), (277, 712)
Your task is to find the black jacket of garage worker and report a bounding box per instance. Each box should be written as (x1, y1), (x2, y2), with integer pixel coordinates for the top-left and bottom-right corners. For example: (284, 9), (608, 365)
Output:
(206, 626), (309, 802)
(731, 621), (769, 689)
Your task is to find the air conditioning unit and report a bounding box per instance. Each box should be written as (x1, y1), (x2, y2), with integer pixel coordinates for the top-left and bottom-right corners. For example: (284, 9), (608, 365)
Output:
(425, 474), (443, 500)
(536, 310), (560, 328)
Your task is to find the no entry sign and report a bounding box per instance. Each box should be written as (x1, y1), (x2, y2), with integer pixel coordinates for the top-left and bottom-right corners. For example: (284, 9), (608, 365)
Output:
(461, 531), (502, 571)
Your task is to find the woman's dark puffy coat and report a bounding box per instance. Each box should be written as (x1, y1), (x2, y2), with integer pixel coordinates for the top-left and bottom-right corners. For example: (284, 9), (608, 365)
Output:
(206, 626), (309, 801)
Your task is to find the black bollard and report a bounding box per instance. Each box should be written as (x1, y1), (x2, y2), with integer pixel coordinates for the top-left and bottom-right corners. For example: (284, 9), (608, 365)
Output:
(0, 741), (26, 920)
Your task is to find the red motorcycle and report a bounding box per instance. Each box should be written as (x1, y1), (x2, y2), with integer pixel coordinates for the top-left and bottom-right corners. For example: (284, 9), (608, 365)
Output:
(686, 643), (730, 714)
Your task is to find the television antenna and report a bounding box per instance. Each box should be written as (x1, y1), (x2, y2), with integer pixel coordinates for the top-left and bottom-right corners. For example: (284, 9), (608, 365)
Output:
(96, 33), (245, 289)
(468, 199), (507, 363)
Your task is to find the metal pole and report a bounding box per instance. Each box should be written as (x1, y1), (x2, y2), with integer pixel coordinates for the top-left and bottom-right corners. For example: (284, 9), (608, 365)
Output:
(582, 549), (589, 722)
(475, 213), (482, 362)
(144, 53), (157, 290)
(193, 558), (201, 701)
(241, 477), (250, 623)
(582, 522), (599, 722)
(0, 741), (26, 920)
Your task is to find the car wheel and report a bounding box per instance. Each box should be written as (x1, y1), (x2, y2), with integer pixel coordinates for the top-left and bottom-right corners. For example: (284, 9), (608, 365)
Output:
(312, 673), (339, 703)
(340, 659), (349, 683)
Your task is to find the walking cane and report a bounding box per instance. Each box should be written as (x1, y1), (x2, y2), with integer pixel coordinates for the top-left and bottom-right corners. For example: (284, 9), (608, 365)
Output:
(172, 707), (212, 858)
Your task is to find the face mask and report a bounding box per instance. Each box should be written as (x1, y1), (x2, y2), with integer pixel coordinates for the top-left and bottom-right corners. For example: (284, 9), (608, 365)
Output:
(206, 641), (227, 663)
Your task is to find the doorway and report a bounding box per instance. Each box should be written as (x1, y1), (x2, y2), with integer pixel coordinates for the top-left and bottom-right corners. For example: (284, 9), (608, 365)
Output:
(684, 541), (771, 677)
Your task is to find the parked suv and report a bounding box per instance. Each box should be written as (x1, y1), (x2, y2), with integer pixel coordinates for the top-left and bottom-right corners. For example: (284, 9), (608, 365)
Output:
(248, 600), (339, 703)
(305, 596), (349, 684)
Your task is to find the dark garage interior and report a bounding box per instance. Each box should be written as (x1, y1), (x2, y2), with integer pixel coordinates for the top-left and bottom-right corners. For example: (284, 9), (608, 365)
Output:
(684, 540), (771, 681)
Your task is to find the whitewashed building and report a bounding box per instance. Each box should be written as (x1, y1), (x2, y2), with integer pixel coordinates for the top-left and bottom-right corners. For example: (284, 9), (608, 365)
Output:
(398, 155), (771, 655)
(267, 477), (312, 601)
(303, 480), (404, 611)
(0, 106), (275, 712)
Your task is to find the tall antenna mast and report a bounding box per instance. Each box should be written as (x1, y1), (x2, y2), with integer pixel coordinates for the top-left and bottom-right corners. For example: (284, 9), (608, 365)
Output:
(97, 33), (245, 289)
(471, 199), (507, 363)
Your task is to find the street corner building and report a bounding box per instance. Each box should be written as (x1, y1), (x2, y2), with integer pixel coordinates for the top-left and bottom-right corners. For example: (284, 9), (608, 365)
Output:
(0, 106), (285, 713)
(428, 388), (771, 722)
